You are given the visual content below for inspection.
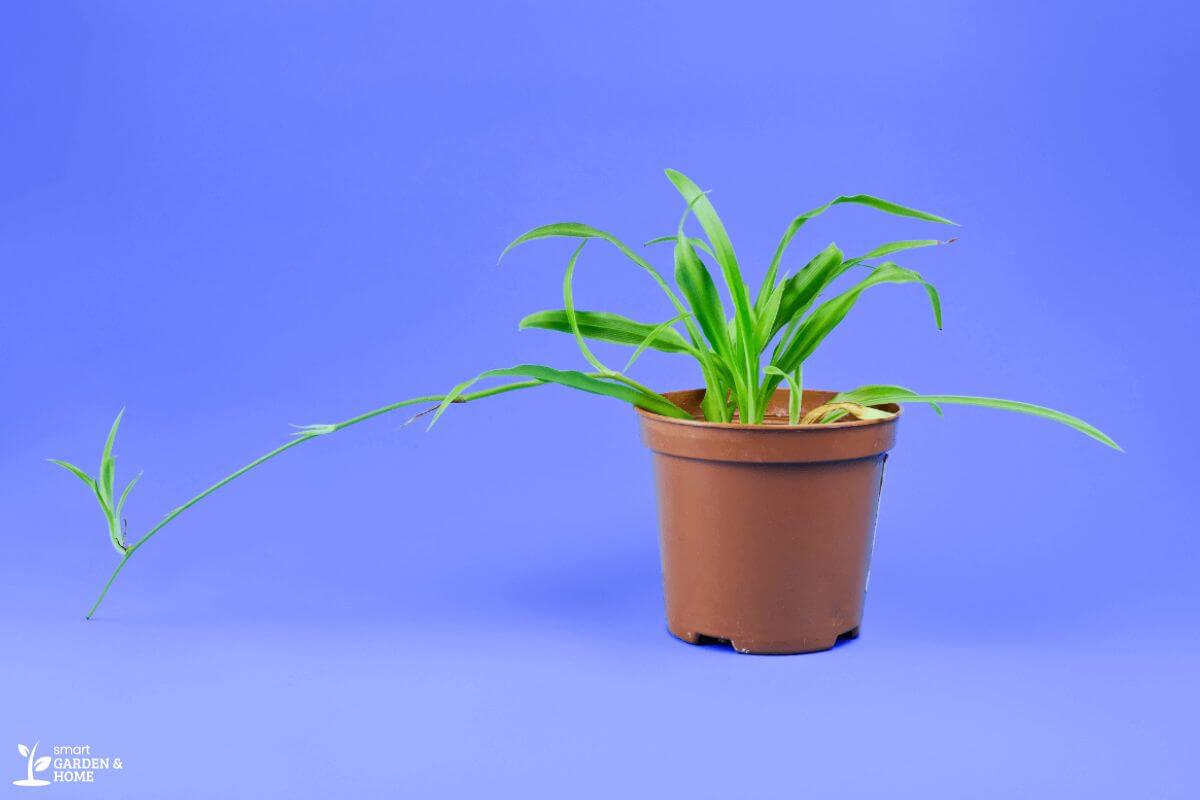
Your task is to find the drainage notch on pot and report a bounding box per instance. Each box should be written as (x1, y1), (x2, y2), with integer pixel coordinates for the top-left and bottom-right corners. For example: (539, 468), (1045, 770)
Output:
(637, 388), (899, 655)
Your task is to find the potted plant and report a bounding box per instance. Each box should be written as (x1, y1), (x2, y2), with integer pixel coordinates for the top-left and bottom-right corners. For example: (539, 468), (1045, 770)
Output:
(53, 170), (1119, 653)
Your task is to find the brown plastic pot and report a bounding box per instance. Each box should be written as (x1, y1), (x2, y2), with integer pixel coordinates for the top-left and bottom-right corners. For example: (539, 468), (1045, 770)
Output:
(636, 388), (900, 655)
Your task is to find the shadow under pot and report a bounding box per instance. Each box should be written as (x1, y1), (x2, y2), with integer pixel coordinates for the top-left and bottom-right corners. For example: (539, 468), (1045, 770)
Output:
(636, 388), (899, 655)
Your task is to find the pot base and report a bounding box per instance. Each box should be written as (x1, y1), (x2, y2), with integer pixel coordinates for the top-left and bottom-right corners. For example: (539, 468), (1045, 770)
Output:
(669, 624), (861, 655)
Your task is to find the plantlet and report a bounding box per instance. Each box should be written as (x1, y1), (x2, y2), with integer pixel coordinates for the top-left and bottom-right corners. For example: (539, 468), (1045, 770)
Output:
(53, 170), (1119, 619)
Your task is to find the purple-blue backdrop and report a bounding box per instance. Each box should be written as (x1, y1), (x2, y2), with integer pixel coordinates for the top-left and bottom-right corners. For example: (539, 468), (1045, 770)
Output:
(4, 2), (1197, 797)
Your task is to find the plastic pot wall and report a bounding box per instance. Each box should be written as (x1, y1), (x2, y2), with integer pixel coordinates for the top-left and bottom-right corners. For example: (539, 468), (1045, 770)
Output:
(637, 389), (899, 655)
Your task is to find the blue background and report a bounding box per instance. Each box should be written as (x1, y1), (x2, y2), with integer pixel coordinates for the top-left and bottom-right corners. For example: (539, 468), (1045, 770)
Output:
(3, 2), (1197, 796)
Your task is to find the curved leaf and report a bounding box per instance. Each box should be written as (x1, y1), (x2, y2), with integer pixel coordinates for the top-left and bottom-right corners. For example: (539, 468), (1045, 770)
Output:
(117, 472), (142, 518)
(760, 196), (956, 308)
(561, 241), (610, 374)
(832, 386), (1121, 450)
(764, 365), (803, 425)
(519, 310), (692, 354)
(18, 744), (29, 758)
(825, 384), (942, 416)
(428, 364), (690, 429)
(48, 459), (95, 489)
(852, 238), (951, 262)
(644, 234), (715, 258)
(801, 401), (893, 424)
(665, 170), (758, 406)
(772, 262), (942, 376)
(770, 243), (845, 340)
(624, 312), (691, 371)
(499, 222), (688, 316)
(33, 756), (50, 772)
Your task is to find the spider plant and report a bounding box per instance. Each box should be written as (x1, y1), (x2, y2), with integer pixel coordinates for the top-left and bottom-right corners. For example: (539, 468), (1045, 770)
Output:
(54, 169), (1119, 618)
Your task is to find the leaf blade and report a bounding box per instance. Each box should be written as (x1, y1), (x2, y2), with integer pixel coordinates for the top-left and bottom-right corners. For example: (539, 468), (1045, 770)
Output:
(832, 386), (1121, 450)
(761, 195), (956, 308)
(666, 169), (759, 419)
(48, 459), (95, 488)
(772, 262), (940, 376)
(428, 364), (690, 429)
(99, 408), (125, 502)
(624, 312), (691, 372)
(117, 472), (142, 518)
(499, 222), (689, 317)
(519, 309), (693, 353)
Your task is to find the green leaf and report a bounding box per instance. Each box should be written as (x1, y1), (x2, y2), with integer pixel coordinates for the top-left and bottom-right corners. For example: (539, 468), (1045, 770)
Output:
(770, 243), (845, 340)
(831, 386), (1121, 450)
(428, 364), (690, 429)
(560, 241), (611, 374)
(624, 312), (691, 371)
(644, 235), (715, 258)
(764, 365), (803, 425)
(48, 459), (95, 489)
(665, 169), (759, 418)
(501, 219), (719, 392)
(99, 409), (124, 502)
(753, 277), (787, 352)
(772, 262), (942, 376)
(853, 239), (950, 262)
(673, 236), (731, 359)
(695, 354), (731, 423)
(499, 222), (689, 317)
(663, 170), (748, 307)
(760, 196), (956, 310)
(519, 309), (693, 354)
(767, 239), (953, 345)
(117, 472), (142, 518)
(826, 384), (943, 416)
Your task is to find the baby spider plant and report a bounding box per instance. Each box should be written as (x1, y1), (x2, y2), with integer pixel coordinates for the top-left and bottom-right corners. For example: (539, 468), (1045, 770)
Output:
(54, 169), (1119, 618)
(49, 410), (139, 557)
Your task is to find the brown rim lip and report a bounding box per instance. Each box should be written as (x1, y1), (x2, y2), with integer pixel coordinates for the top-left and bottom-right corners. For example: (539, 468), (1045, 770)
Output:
(634, 389), (902, 431)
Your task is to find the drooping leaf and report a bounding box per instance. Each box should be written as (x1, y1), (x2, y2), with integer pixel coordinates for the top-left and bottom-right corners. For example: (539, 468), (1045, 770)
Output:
(560, 241), (611, 374)
(519, 309), (693, 354)
(760, 196), (956, 309)
(772, 262), (942, 376)
(852, 238), (951, 262)
(831, 386), (1120, 450)
(48, 459), (95, 489)
(624, 312), (691, 371)
(428, 364), (690, 429)
(499, 222), (689, 316)
(825, 384), (943, 416)
(644, 234), (715, 258)
(18, 744), (29, 758)
(770, 243), (845, 340)
(801, 401), (894, 424)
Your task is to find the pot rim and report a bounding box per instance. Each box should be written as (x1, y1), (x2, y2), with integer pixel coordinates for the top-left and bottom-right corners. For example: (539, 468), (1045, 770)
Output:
(634, 388), (902, 432)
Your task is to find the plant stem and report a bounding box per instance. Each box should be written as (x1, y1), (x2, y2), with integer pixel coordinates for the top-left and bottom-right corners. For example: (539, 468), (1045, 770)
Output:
(85, 379), (545, 619)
